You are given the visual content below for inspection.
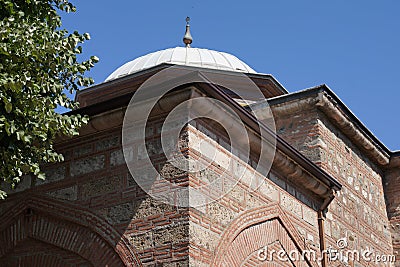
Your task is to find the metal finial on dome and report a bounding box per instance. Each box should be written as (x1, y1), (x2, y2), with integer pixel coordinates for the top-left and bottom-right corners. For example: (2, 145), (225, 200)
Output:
(183, 16), (193, 48)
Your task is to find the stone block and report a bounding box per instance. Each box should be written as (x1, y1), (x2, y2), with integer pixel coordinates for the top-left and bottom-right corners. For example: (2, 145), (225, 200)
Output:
(146, 139), (163, 157)
(110, 149), (125, 167)
(106, 201), (137, 225)
(39, 166), (66, 185)
(303, 206), (317, 226)
(246, 192), (265, 209)
(280, 194), (302, 218)
(96, 136), (119, 151)
(208, 201), (236, 226)
(131, 197), (176, 221)
(226, 183), (245, 204)
(80, 175), (121, 199)
(189, 223), (219, 251)
(47, 185), (78, 201)
(70, 155), (105, 177)
(258, 180), (279, 202)
(153, 221), (189, 247)
(129, 231), (153, 251)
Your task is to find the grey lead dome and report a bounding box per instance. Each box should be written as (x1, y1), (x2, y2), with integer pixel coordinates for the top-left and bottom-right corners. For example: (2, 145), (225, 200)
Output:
(105, 47), (256, 81)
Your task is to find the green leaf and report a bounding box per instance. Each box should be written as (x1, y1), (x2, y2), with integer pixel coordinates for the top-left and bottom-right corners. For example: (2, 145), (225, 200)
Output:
(16, 131), (24, 140)
(37, 172), (45, 180)
(91, 56), (99, 63)
(68, 56), (74, 65)
(5, 102), (12, 113)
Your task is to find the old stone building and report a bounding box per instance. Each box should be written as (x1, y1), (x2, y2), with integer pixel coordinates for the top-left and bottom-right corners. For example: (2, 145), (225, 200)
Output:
(0, 21), (398, 267)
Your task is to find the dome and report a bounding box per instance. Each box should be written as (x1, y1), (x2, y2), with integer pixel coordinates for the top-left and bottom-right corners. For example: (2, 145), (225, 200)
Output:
(105, 47), (256, 81)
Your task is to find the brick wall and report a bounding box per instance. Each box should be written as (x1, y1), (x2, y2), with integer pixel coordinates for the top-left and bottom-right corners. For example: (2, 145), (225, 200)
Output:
(0, 112), (190, 266)
(385, 164), (400, 266)
(0, 106), (322, 266)
(271, 98), (394, 266)
(186, 118), (322, 266)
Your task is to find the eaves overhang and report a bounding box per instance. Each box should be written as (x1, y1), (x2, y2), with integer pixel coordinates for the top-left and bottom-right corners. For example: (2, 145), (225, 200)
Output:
(191, 79), (342, 194)
(75, 63), (288, 108)
(268, 84), (392, 167)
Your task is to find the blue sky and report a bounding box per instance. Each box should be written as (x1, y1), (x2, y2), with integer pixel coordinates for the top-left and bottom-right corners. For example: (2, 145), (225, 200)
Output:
(61, 1), (399, 151)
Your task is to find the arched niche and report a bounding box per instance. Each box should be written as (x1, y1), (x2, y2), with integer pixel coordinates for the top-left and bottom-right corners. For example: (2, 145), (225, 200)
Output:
(0, 196), (142, 267)
(211, 203), (319, 267)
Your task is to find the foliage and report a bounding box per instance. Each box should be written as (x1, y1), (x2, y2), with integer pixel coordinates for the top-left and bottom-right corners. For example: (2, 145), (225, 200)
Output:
(0, 0), (98, 198)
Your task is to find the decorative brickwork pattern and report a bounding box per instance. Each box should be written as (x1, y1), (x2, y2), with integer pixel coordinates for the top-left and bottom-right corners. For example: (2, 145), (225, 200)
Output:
(211, 203), (317, 267)
(2, 238), (91, 267)
(385, 165), (400, 266)
(0, 196), (141, 266)
(187, 119), (322, 266)
(270, 93), (395, 265)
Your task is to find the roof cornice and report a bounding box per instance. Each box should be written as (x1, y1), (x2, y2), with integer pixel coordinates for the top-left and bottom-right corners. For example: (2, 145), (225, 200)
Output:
(268, 85), (391, 166)
(75, 63), (288, 108)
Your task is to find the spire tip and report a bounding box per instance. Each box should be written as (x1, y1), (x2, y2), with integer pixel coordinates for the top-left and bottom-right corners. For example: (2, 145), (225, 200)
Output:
(183, 17), (193, 48)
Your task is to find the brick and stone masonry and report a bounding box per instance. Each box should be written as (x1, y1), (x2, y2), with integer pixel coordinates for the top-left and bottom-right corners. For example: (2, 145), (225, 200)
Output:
(385, 154), (400, 265)
(0, 67), (397, 266)
(268, 86), (396, 266)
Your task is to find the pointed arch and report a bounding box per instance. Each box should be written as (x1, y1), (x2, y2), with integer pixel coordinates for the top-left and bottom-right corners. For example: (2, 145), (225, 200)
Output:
(211, 202), (319, 267)
(0, 196), (142, 267)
